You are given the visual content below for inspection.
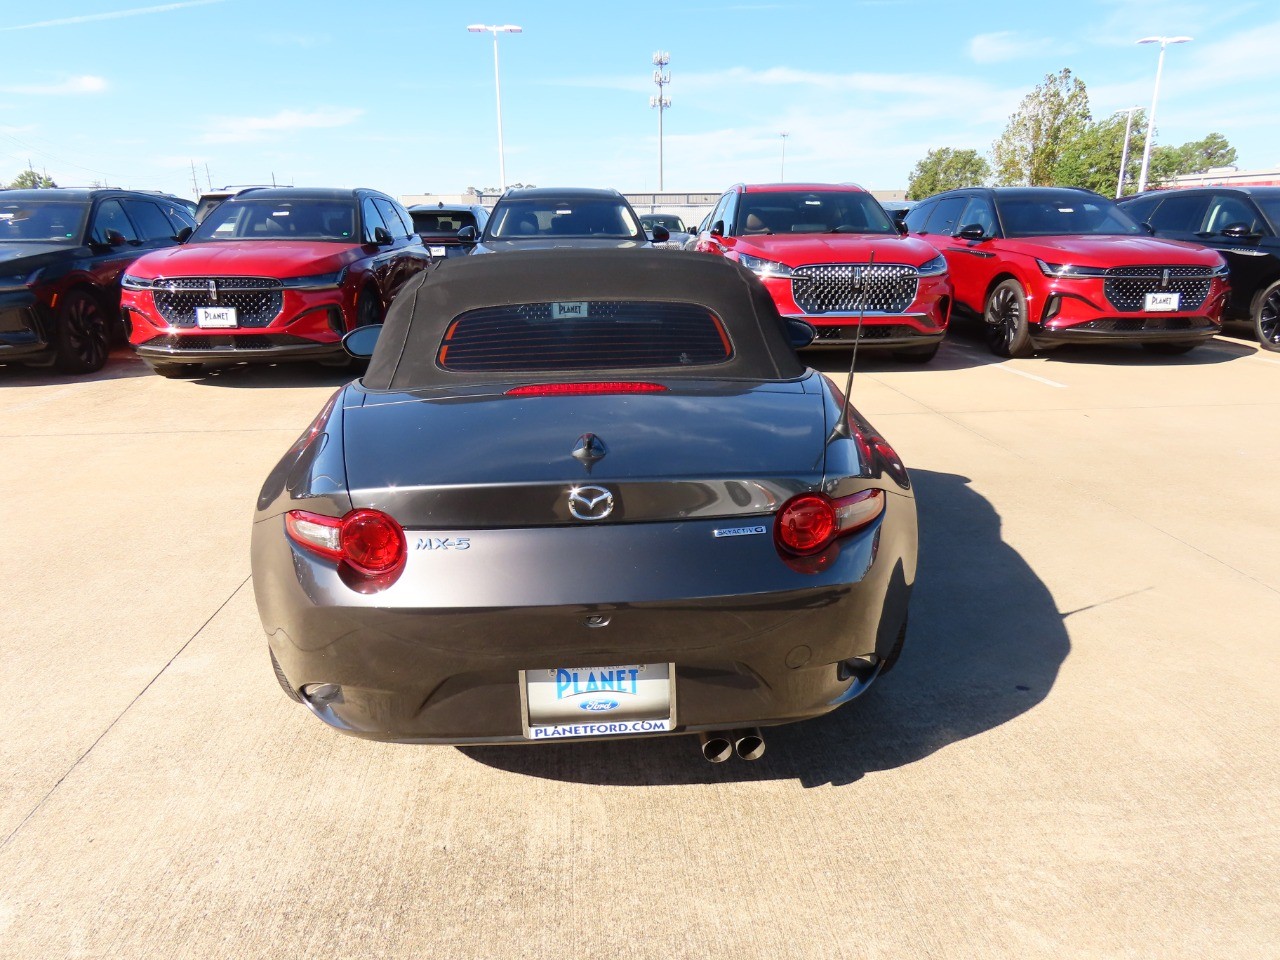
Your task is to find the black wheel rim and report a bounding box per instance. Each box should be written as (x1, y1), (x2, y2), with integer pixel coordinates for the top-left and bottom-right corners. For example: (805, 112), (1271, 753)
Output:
(1260, 289), (1280, 346)
(987, 286), (1021, 351)
(64, 296), (107, 369)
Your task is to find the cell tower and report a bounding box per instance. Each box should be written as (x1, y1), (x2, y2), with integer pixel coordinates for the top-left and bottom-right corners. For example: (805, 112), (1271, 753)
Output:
(650, 52), (672, 191)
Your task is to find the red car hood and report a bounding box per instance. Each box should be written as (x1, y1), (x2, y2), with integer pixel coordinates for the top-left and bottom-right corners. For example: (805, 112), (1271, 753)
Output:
(734, 233), (940, 267)
(1008, 234), (1222, 266)
(127, 240), (361, 279)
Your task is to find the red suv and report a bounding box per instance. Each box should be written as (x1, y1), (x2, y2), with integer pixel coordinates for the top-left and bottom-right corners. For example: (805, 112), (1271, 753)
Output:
(905, 187), (1230, 357)
(695, 183), (952, 361)
(122, 187), (430, 376)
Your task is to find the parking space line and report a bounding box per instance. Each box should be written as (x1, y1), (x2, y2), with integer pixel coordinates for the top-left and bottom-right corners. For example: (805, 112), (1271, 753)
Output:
(947, 345), (1068, 388)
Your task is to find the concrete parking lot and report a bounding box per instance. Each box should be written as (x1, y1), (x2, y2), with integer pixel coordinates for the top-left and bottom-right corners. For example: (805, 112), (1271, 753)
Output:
(1, 327), (1277, 959)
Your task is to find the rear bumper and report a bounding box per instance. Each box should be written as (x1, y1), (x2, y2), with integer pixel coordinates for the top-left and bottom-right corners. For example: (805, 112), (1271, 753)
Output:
(252, 503), (916, 744)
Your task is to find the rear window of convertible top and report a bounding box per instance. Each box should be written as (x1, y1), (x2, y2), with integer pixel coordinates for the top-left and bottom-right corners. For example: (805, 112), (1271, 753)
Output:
(436, 300), (734, 371)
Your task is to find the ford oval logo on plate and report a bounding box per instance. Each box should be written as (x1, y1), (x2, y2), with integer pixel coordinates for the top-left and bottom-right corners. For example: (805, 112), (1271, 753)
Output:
(579, 698), (619, 712)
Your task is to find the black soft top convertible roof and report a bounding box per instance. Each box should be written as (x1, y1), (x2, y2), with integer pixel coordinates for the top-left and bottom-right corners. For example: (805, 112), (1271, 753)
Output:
(362, 249), (806, 390)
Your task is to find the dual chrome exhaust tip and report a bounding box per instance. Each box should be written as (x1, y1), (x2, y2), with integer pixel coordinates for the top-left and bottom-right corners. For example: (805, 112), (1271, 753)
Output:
(699, 728), (766, 763)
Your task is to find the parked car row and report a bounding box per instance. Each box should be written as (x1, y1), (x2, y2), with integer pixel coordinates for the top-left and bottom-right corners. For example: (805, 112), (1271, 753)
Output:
(3, 178), (1277, 378)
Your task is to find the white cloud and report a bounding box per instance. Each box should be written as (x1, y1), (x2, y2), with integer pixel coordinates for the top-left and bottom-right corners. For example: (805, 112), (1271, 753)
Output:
(968, 31), (1062, 64)
(199, 107), (365, 144)
(0, 75), (107, 95)
(0, 0), (226, 32)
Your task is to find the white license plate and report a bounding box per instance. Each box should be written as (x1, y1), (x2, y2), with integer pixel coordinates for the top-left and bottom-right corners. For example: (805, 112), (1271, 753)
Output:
(196, 306), (238, 328)
(521, 662), (674, 740)
(428, 245), (448, 257)
(1144, 292), (1180, 312)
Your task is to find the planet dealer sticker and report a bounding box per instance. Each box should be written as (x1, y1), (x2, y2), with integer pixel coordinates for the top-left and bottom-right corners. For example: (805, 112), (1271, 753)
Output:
(521, 663), (675, 739)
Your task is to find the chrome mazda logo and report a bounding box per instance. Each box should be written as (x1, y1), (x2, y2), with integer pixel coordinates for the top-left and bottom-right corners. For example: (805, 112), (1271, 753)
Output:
(567, 485), (614, 521)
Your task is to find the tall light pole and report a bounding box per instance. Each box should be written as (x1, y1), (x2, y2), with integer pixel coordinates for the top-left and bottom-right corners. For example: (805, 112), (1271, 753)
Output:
(1136, 35), (1192, 193)
(779, 132), (789, 181)
(650, 52), (671, 191)
(468, 23), (522, 191)
(1114, 106), (1143, 198)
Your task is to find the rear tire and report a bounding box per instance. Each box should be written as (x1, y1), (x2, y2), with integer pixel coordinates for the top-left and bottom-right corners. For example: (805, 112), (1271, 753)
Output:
(984, 279), (1033, 358)
(893, 342), (940, 364)
(879, 618), (908, 675)
(53, 289), (110, 374)
(271, 648), (303, 703)
(1141, 341), (1198, 355)
(1252, 279), (1280, 352)
(149, 362), (203, 378)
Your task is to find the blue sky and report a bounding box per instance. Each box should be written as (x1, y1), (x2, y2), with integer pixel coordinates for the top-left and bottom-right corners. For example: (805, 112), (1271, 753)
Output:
(0, 0), (1275, 199)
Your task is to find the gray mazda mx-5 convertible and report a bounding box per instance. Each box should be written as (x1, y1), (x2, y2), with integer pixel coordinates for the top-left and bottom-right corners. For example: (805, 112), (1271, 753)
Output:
(251, 249), (917, 761)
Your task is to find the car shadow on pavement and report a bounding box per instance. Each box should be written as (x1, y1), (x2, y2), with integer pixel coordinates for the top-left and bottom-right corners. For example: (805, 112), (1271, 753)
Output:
(182, 362), (360, 389)
(943, 317), (1241, 367)
(0, 348), (155, 384)
(461, 468), (1070, 788)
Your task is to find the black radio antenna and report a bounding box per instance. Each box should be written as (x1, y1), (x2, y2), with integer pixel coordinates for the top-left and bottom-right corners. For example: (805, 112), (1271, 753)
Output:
(830, 250), (874, 440)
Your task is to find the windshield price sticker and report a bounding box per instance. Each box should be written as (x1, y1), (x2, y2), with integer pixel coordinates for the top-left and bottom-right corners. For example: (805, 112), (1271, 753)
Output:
(196, 306), (238, 328)
(523, 662), (674, 739)
(1144, 292), (1180, 312)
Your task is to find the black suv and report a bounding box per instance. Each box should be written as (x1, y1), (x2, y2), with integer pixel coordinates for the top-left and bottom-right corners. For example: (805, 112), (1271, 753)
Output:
(0, 188), (196, 373)
(466, 187), (668, 253)
(1119, 187), (1280, 351)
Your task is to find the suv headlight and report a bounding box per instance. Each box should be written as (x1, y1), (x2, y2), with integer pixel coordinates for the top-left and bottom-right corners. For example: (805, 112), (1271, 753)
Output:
(917, 254), (947, 277)
(1037, 259), (1108, 278)
(121, 273), (153, 290)
(1211, 259), (1230, 277)
(736, 253), (793, 279)
(280, 269), (346, 290)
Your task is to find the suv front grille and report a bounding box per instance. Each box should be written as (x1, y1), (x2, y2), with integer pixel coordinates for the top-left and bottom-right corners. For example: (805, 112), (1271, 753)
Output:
(1103, 266), (1212, 313)
(152, 277), (284, 328)
(791, 264), (919, 314)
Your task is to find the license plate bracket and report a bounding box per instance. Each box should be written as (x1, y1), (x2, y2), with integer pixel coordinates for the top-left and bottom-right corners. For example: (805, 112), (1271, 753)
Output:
(520, 662), (676, 740)
(196, 306), (238, 328)
(1143, 292), (1180, 312)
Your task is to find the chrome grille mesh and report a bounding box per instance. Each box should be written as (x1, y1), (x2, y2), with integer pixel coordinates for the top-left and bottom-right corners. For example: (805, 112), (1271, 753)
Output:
(790, 264), (918, 314)
(1103, 266), (1212, 312)
(152, 277), (284, 328)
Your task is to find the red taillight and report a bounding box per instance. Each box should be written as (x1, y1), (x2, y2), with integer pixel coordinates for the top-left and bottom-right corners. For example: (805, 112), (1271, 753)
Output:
(504, 381), (668, 397)
(285, 508), (406, 583)
(774, 489), (886, 557)
(340, 510), (406, 576)
(775, 493), (837, 556)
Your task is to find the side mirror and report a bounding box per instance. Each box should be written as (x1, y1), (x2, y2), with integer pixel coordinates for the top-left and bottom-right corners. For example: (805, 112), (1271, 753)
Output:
(896, 220), (909, 236)
(651, 225), (670, 243)
(710, 221), (725, 237)
(1141, 221), (1156, 236)
(373, 226), (393, 246)
(343, 323), (383, 359)
(105, 229), (127, 247)
(175, 226), (193, 243)
(1221, 222), (1256, 240)
(956, 223), (988, 241)
(457, 225), (478, 244)
(786, 318), (816, 349)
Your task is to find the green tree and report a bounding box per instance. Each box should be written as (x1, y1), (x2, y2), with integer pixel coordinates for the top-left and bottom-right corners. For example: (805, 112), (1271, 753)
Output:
(1053, 112), (1147, 196)
(8, 169), (58, 189)
(906, 148), (992, 199)
(992, 68), (1091, 186)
